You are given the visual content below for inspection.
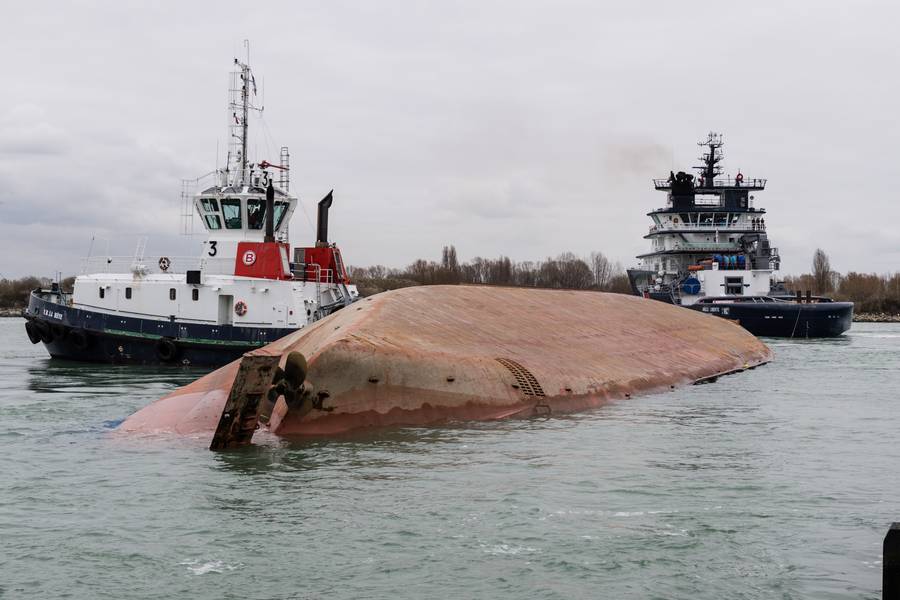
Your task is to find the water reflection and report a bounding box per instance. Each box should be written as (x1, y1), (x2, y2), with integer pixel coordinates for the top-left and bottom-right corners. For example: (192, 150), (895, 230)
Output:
(764, 334), (854, 348)
(26, 358), (206, 394)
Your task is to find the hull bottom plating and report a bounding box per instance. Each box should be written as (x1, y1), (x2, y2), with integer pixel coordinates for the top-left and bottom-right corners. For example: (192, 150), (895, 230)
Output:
(122, 285), (773, 439)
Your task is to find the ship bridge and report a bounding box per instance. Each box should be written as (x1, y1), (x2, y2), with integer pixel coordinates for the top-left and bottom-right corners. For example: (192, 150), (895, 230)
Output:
(195, 184), (296, 240)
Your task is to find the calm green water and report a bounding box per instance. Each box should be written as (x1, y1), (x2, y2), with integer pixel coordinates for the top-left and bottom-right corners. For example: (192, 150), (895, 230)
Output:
(0, 317), (898, 599)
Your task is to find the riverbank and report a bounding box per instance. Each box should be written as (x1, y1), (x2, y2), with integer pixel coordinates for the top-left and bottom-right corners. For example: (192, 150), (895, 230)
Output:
(0, 307), (24, 317)
(854, 312), (900, 323)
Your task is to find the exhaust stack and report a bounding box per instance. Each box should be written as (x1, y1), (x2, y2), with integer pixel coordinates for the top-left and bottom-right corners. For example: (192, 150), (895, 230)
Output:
(316, 190), (334, 248)
(264, 180), (275, 243)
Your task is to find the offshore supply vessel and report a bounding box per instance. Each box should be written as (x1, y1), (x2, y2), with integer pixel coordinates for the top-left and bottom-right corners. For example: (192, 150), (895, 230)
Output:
(627, 133), (852, 337)
(23, 52), (358, 366)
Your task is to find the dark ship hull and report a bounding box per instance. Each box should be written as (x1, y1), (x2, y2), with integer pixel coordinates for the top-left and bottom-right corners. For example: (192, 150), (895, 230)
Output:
(687, 298), (853, 338)
(629, 270), (852, 337)
(23, 291), (295, 367)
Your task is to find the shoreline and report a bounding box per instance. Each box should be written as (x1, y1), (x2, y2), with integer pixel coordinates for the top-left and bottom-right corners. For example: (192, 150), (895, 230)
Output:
(853, 312), (900, 323)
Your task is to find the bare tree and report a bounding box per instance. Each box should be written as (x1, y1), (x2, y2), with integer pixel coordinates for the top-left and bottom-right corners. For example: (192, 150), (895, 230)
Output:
(590, 251), (613, 289)
(441, 245), (460, 284)
(812, 248), (832, 294)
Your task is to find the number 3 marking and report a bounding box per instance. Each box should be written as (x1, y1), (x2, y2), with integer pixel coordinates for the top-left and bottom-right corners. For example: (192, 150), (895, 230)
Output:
(208, 241), (218, 257)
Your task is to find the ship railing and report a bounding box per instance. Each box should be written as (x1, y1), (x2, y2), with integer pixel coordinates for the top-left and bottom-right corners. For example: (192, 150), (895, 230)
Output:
(79, 255), (236, 276)
(708, 177), (766, 189)
(648, 222), (765, 234)
(670, 241), (740, 251)
(653, 177), (766, 190)
(290, 262), (335, 284)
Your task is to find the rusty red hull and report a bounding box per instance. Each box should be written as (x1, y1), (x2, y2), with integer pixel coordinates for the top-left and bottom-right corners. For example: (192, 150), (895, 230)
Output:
(121, 285), (772, 438)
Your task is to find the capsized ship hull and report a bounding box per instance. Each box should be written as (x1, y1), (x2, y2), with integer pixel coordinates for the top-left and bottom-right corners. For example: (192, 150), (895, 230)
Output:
(121, 285), (772, 439)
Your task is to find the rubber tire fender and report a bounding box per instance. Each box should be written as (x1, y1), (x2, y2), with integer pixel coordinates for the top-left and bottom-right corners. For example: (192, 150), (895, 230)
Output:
(25, 321), (42, 344)
(155, 338), (179, 363)
(35, 320), (53, 344)
(50, 323), (67, 341)
(69, 329), (90, 351)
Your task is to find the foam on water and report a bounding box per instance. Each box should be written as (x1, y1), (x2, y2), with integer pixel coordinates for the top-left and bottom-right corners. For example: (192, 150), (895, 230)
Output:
(180, 559), (241, 575)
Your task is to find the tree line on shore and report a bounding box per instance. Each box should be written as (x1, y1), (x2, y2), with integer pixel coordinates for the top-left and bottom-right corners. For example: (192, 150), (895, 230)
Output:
(348, 246), (633, 297)
(784, 248), (900, 314)
(2, 247), (898, 315)
(0, 276), (75, 311)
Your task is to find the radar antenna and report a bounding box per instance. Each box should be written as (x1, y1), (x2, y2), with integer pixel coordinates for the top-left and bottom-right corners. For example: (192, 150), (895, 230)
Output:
(695, 132), (724, 187)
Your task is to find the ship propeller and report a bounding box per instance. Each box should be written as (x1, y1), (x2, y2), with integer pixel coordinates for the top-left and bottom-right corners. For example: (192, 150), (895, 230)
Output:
(268, 351), (307, 408)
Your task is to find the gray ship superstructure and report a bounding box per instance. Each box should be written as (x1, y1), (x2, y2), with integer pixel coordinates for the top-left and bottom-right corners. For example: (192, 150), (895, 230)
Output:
(627, 133), (852, 337)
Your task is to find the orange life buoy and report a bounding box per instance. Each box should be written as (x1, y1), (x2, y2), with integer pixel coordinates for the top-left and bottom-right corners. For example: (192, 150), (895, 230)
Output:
(234, 300), (248, 316)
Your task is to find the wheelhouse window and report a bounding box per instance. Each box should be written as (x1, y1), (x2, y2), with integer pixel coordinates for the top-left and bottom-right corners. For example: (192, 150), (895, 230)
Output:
(221, 198), (242, 229)
(204, 214), (222, 230)
(201, 198), (219, 212)
(247, 198), (265, 230)
(192, 288), (199, 301)
(169, 288), (176, 301)
(274, 201), (289, 229)
(125, 287), (132, 299)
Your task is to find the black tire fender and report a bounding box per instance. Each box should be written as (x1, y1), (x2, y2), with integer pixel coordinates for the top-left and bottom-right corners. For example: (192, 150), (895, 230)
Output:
(25, 321), (42, 344)
(35, 320), (53, 343)
(155, 338), (179, 362)
(50, 323), (67, 341)
(69, 329), (90, 351)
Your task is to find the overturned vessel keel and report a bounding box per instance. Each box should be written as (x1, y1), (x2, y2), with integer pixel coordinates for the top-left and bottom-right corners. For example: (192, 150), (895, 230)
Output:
(121, 285), (772, 442)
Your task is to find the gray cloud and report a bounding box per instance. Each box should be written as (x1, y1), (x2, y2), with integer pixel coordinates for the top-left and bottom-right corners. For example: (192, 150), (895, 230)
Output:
(1, 0), (898, 278)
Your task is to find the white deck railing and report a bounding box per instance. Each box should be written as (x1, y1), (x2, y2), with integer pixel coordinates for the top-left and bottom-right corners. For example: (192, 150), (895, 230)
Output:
(80, 256), (236, 276)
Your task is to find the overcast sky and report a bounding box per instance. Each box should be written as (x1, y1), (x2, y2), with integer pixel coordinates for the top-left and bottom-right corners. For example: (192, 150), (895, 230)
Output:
(2, 1), (898, 279)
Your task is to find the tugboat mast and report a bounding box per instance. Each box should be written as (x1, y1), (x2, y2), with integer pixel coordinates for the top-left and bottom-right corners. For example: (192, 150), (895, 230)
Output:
(228, 41), (261, 187)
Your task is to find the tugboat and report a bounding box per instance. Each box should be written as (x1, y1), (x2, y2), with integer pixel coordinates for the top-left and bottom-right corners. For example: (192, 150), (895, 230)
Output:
(627, 133), (852, 338)
(23, 53), (358, 366)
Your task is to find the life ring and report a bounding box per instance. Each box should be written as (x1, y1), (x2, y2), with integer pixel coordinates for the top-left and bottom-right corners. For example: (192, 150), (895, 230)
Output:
(69, 328), (90, 351)
(735, 173), (744, 183)
(234, 300), (248, 316)
(158, 256), (171, 272)
(25, 321), (42, 344)
(155, 338), (179, 362)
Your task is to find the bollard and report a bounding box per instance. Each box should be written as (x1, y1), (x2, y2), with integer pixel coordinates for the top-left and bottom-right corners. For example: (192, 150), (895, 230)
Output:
(885, 523), (900, 599)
